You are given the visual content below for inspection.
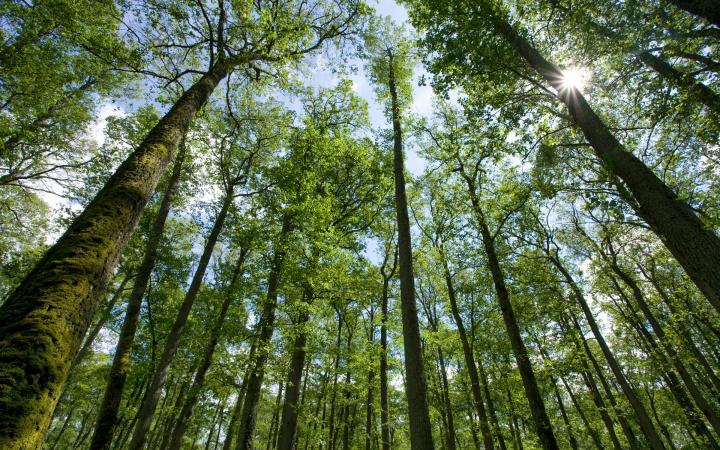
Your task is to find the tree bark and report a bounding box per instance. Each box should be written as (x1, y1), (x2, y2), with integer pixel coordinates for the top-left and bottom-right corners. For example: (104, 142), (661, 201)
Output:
(0, 61), (230, 449)
(488, 8), (720, 312)
(89, 140), (187, 450)
(379, 246), (396, 450)
(387, 47), (435, 450)
(128, 188), (235, 450)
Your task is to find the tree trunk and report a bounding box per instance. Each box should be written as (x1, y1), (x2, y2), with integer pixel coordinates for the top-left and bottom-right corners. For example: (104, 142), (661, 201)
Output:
(667, 0), (720, 27)
(379, 248), (395, 450)
(277, 290), (313, 450)
(609, 259), (720, 436)
(488, 8), (720, 311)
(387, 47), (434, 450)
(548, 254), (666, 449)
(550, 379), (578, 450)
(436, 347), (457, 450)
(89, 140), (187, 450)
(169, 249), (249, 449)
(559, 374), (603, 450)
(74, 272), (133, 368)
(461, 172), (557, 450)
(441, 255), (495, 450)
(128, 188), (235, 450)
(223, 368), (252, 450)
(235, 217), (291, 450)
(0, 61), (229, 449)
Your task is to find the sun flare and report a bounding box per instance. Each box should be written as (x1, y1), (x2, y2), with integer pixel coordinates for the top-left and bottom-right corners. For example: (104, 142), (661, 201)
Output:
(560, 67), (589, 92)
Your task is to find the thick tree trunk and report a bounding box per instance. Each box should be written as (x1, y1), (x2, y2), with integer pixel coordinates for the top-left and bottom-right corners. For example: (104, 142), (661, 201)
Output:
(277, 291), (313, 450)
(128, 189), (235, 450)
(441, 256), (495, 450)
(0, 61), (229, 449)
(548, 254), (666, 449)
(667, 0), (720, 27)
(168, 249), (249, 449)
(387, 48), (434, 450)
(235, 217), (291, 450)
(489, 10), (720, 311)
(89, 140), (187, 450)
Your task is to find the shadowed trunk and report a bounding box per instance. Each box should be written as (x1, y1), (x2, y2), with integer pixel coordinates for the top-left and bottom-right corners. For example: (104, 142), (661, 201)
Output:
(547, 252), (666, 449)
(277, 289), (313, 450)
(459, 168), (558, 449)
(667, 0), (720, 27)
(440, 253), (495, 450)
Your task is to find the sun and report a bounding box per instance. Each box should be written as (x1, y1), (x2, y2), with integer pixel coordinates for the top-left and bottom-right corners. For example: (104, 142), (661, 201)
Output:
(560, 67), (588, 92)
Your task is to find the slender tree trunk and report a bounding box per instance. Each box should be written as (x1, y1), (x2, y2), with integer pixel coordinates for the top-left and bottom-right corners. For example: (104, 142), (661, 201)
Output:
(667, 0), (720, 27)
(436, 348), (457, 450)
(265, 383), (284, 450)
(559, 375), (603, 450)
(568, 315), (641, 450)
(487, 8), (720, 311)
(223, 368), (252, 450)
(0, 61), (231, 449)
(75, 272), (132, 367)
(277, 290), (313, 450)
(379, 249), (395, 450)
(608, 259), (720, 435)
(169, 249), (249, 448)
(128, 188), (235, 450)
(477, 356), (507, 450)
(441, 255), (495, 450)
(548, 254), (666, 448)
(235, 217), (292, 450)
(461, 172), (557, 449)
(387, 47), (434, 450)
(89, 142), (187, 450)
(551, 377), (578, 450)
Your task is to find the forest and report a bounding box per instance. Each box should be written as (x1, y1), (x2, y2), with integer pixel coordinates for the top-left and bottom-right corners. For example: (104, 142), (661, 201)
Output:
(1, 0), (720, 449)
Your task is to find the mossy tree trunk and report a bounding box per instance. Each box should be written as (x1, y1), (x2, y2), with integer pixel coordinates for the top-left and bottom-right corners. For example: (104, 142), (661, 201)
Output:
(0, 61), (229, 450)
(89, 140), (187, 450)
